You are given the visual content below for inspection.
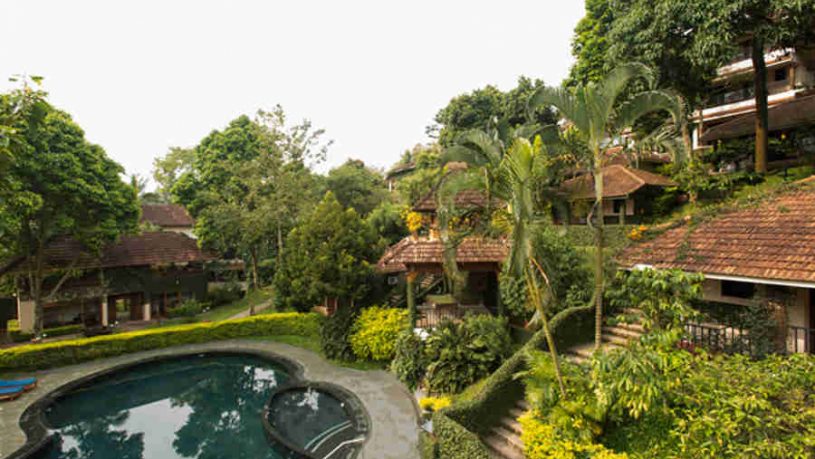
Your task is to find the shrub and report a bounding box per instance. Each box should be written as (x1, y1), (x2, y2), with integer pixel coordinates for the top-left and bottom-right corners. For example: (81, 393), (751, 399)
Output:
(520, 412), (628, 459)
(349, 306), (409, 361)
(418, 396), (452, 412)
(207, 283), (244, 307)
(425, 315), (511, 394)
(167, 299), (205, 318)
(320, 305), (358, 361)
(0, 312), (321, 371)
(10, 324), (84, 343)
(431, 411), (492, 459)
(391, 330), (427, 390)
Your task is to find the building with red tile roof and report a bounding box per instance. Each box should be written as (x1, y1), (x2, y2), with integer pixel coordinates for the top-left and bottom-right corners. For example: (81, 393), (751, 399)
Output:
(618, 180), (815, 353)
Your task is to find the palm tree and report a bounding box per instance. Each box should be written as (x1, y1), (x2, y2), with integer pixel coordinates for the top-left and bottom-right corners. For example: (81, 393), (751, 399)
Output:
(528, 63), (681, 351)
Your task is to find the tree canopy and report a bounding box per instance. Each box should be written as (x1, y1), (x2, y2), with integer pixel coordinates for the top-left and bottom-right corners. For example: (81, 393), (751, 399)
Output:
(0, 87), (139, 333)
(273, 192), (379, 312)
(429, 76), (556, 147)
(325, 159), (389, 217)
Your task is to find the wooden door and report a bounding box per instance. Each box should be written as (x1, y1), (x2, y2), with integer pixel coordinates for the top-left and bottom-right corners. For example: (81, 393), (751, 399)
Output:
(810, 289), (814, 354)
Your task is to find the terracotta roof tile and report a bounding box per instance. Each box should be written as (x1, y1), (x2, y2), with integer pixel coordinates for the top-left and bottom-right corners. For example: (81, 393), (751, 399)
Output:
(141, 204), (194, 228)
(618, 182), (815, 284)
(377, 236), (507, 273)
(5, 232), (215, 273)
(561, 165), (676, 200)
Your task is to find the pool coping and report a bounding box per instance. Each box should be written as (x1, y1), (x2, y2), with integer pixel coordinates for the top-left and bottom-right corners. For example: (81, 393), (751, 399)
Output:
(0, 340), (421, 459)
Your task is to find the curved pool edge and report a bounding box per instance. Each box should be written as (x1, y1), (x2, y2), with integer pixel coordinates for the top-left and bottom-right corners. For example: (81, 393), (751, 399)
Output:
(9, 349), (306, 459)
(0, 340), (421, 459)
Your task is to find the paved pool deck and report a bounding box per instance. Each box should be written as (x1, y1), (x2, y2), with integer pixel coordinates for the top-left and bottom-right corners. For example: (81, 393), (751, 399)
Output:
(0, 340), (421, 459)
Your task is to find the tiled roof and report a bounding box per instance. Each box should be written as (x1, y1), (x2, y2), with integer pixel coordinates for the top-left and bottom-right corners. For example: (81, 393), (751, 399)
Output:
(413, 189), (495, 212)
(3, 232), (215, 274)
(377, 236), (507, 273)
(141, 204), (195, 228)
(561, 165), (676, 200)
(618, 181), (815, 284)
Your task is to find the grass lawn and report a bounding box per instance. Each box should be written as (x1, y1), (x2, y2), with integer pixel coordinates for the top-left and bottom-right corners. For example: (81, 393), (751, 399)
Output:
(197, 288), (275, 322)
(251, 334), (387, 371)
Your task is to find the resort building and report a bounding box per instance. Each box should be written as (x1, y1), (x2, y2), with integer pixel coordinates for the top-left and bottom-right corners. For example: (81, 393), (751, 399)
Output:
(2, 204), (215, 333)
(618, 178), (815, 354)
(559, 165), (677, 225)
(695, 43), (815, 168)
(377, 189), (507, 324)
(140, 203), (196, 237)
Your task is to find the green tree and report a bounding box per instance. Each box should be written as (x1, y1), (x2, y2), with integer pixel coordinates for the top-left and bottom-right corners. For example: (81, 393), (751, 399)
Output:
(0, 97), (139, 334)
(603, 0), (815, 174)
(273, 192), (378, 312)
(171, 107), (328, 289)
(566, 0), (619, 87)
(429, 77), (556, 146)
(325, 159), (388, 216)
(152, 146), (194, 201)
(529, 63), (680, 351)
(365, 201), (408, 246)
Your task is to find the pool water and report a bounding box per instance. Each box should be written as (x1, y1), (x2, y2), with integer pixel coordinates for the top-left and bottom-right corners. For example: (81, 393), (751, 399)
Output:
(35, 354), (297, 459)
(267, 388), (363, 457)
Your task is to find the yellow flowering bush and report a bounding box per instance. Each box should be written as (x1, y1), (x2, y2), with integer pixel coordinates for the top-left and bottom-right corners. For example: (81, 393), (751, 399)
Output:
(349, 306), (409, 361)
(519, 411), (628, 459)
(419, 396), (452, 412)
(404, 211), (424, 234)
(627, 225), (648, 241)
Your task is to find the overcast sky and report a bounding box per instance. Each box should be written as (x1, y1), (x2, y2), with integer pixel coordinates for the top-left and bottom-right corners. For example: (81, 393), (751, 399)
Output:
(1, 1), (585, 189)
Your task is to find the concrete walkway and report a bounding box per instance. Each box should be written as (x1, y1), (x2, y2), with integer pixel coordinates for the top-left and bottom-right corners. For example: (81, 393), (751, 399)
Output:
(0, 340), (420, 459)
(228, 300), (274, 320)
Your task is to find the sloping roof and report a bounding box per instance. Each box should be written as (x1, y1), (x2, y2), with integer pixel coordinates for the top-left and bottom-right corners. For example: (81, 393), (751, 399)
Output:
(140, 204), (195, 228)
(413, 189), (495, 212)
(377, 236), (508, 273)
(385, 162), (416, 179)
(701, 94), (815, 143)
(618, 181), (815, 284)
(3, 232), (215, 274)
(561, 165), (676, 200)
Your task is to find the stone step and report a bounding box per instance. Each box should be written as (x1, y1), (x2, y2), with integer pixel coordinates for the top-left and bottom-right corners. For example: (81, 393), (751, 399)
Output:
(507, 407), (526, 419)
(602, 325), (643, 340)
(491, 425), (524, 450)
(483, 433), (525, 459)
(515, 398), (530, 411)
(498, 416), (523, 436)
(602, 331), (633, 347)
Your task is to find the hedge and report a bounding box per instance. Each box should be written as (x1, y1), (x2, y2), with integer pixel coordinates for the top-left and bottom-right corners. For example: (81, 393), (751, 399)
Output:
(0, 312), (322, 372)
(430, 305), (595, 458)
(431, 411), (492, 459)
(10, 324), (84, 343)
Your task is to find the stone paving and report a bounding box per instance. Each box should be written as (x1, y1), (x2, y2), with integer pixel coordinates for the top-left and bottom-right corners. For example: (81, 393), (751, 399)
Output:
(0, 340), (420, 459)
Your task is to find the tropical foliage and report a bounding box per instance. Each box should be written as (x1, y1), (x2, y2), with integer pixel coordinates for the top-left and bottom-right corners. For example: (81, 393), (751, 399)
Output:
(349, 306), (409, 361)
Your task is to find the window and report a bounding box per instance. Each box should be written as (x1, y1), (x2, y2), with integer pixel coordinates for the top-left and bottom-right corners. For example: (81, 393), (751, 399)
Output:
(774, 68), (788, 82)
(721, 280), (755, 299)
(613, 199), (626, 214)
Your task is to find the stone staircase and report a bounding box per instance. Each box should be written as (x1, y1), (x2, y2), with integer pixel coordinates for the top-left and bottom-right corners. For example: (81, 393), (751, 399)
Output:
(565, 309), (645, 364)
(481, 398), (527, 459)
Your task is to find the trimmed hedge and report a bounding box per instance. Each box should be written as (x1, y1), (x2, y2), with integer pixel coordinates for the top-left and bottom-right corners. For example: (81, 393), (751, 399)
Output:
(10, 324), (84, 343)
(431, 305), (595, 458)
(0, 312), (322, 372)
(432, 411), (492, 459)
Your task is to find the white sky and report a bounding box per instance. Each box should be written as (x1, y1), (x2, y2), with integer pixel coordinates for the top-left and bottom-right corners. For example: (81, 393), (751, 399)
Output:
(0, 1), (584, 190)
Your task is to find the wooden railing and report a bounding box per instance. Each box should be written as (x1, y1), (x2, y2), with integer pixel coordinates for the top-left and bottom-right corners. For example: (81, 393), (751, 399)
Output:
(415, 305), (491, 329)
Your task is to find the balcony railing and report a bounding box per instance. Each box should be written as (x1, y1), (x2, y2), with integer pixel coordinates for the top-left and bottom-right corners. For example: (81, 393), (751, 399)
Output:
(684, 322), (814, 355)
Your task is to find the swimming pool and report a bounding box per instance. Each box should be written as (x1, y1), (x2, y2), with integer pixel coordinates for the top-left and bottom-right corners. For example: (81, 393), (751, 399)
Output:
(19, 353), (367, 459)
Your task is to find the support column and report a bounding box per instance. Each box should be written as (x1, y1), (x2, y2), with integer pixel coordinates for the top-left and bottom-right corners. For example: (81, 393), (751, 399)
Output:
(101, 297), (109, 326)
(143, 293), (152, 321)
(406, 271), (417, 328)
